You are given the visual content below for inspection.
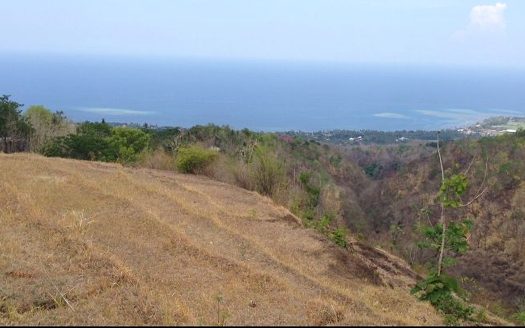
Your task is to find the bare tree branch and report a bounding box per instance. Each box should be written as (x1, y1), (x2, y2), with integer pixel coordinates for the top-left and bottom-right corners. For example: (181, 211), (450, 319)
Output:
(459, 157), (489, 208)
(436, 132), (446, 277)
(462, 154), (477, 176)
(458, 187), (488, 208)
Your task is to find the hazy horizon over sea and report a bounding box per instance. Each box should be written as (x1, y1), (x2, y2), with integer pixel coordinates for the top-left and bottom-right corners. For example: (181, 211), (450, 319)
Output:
(1, 54), (524, 132)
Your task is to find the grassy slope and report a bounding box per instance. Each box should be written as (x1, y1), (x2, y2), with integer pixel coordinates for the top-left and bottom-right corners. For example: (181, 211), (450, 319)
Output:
(0, 153), (441, 325)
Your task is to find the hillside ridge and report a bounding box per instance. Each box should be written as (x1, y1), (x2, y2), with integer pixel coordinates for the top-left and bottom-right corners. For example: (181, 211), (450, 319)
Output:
(0, 153), (441, 325)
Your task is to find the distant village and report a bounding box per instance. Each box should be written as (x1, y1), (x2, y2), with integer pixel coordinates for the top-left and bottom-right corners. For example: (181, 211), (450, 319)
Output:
(457, 116), (525, 137)
(284, 116), (525, 145)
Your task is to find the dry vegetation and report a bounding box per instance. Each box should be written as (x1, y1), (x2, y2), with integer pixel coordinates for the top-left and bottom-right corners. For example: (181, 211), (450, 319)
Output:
(353, 137), (525, 322)
(0, 153), (442, 325)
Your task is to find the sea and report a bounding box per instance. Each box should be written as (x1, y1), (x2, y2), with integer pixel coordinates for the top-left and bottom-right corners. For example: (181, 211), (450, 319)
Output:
(1, 54), (524, 132)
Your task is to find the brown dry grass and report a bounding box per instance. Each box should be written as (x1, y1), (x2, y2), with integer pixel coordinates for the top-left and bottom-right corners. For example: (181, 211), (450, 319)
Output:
(0, 153), (442, 325)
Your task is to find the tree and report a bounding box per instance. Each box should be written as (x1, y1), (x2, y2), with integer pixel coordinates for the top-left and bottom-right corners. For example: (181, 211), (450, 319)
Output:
(24, 105), (75, 152)
(42, 122), (150, 163)
(0, 95), (31, 153)
(108, 127), (150, 163)
(434, 132), (488, 276)
(412, 132), (489, 324)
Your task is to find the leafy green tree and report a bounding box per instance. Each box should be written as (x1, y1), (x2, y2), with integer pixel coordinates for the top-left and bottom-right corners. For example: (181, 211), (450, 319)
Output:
(0, 95), (31, 152)
(412, 132), (488, 324)
(78, 121), (112, 138)
(108, 127), (150, 163)
(42, 122), (149, 163)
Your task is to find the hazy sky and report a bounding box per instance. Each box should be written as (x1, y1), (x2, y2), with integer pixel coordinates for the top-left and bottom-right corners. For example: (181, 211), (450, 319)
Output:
(2, 0), (525, 67)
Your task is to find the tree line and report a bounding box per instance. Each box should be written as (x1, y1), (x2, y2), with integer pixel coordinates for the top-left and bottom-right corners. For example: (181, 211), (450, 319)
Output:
(0, 95), (150, 163)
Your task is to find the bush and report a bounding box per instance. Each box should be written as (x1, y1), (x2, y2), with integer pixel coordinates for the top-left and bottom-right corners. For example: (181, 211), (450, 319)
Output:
(42, 133), (113, 161)
(364, 163), (383, 179)
(251, 146), (285, 197)
(41, 136), (70, 158)
(299, 171), (321, 208)
(42, 124), (150, 163)
(330, 227), (348, 248)
(176, 145), (218, 174)
(108, 127), (150, 163)
(412, 273), (474, 325)
(513, 311), (525, 325)
(315, 214), (333, 234)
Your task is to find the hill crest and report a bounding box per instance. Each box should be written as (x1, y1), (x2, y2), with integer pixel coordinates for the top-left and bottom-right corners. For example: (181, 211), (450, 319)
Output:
(0, 154), (440, 325)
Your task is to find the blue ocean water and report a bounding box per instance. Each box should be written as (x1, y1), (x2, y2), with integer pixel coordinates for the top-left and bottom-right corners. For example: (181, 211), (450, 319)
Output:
(0, 54), (524, 131)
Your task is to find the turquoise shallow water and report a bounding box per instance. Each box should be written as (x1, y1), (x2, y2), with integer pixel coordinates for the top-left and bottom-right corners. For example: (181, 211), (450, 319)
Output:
(1, 55), (524, 131)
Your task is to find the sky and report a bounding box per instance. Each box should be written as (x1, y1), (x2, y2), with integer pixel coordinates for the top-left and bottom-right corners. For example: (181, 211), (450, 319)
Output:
(2, 0), (525, 67)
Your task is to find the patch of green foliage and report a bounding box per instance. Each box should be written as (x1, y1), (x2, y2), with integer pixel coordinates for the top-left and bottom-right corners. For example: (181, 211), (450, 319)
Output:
(301, 213), (347, 248)
(299, 171), (321, 208)
(109, 126), (151, 163)
(330, 227), (348, 248)
(512, 311), (525, 325)
(42, 121), (150, 163)
(312, 213), (332, 234)
(412, 273), (474, 325)
(438, 174), (468, 208)
(364, 162), (383, 179)
(415, 219), (475, 325)
(413, 144), (480, 325)
(329, 154), (343, 167)
(0, 95), (31, 146)
(418, 220), (473, 268)
(175, 145), (218, 174)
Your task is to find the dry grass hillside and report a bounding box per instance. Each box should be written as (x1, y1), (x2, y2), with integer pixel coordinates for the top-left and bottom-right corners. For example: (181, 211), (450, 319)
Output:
(0, 153), (442, 325)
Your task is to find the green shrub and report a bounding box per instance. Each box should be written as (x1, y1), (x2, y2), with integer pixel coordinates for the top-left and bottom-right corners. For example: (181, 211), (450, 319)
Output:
(513, 311), (525, 325)
(176, 145), (218, 174)
(364, 162), (383, 179)
(302, 208), (316, 221)
(329, 154), (342, 167)
(315, 214), (333, 234)
(299, 171), (321, 207)
(412, 273), (474, 325)
(41, 136), (70, 158)
(330, 227), (348, 248)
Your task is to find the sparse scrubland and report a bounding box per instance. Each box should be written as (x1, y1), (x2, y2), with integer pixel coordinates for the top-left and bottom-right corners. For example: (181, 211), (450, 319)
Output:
(358, 132), (525, 325)
(1, 96), (523, 325)
(1, 154), (443, 325)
